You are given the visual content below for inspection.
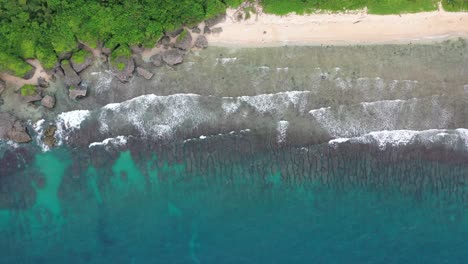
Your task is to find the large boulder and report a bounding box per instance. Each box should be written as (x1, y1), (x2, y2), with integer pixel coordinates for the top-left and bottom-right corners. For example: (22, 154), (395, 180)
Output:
(150, 54), (164, 67)
(113, 58), (135, 83)
(0, 79), (5, 94)
(136, 67), (154, 80)
(174, 30), (192, 50)
(62, 60), (82, 87)
(41, 95), (56, 109)
(195, 35), (209, 49)
(0, 113), (31, 143)
(71, 56), (94, 73)
(69, 84), (87, 100)
(211, 27), (223, 34)
(37, 77), (49, 88)
(162, 50), (184, 66)
(158, 36), (171, 47)
(168, 28), (184, 38)
(22, 94), (42, 103)
(205, 14), (226, 27)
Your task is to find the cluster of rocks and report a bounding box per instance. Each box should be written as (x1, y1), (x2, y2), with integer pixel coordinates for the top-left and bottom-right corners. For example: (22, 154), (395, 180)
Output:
(19, 78), (56, 109)
(0, 113), (31, 143)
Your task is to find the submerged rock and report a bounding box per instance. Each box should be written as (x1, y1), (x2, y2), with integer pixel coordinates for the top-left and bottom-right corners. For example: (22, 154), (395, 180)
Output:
(136, 67), (154, 80)
(150, 54), (164, 67)
(162, 50), (184, 66)
(0, 113), (31, 143)
(41, 95), (55, 109)
(174, 31), (192, 50)
(195, 35), (209, 49)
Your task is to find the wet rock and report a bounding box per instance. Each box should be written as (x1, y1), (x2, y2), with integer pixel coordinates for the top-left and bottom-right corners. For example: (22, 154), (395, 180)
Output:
(0, 79), (5, 94)
(168, 28), (184, 38)
(0, 113), (31, 143)
(205, 14), (226, 27)
(113, 58), (135, 83)
(174, 31), (192, 50)
(158, 36), (171, 46)
(136, 67), (154, 80)
(71, 56), (94, 73)
(191, 26), (201, 34)
(195, 35), (209, 49)
(62, 60), (82, 87)
(150, 54), (164, 67)
(211, 27), (223, 34)
(22, 93), (42, 103)
(41, 95), (55, 109)
(43, 125), (56, 148)
(69, 85), (87, 100)
(204, 26), (211, 34)
(37, 77), (49, 88)
(162, 50), (184, 66)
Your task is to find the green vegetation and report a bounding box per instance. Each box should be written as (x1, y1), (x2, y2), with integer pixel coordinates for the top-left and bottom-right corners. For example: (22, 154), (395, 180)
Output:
(0, 0), (243, 77)
(442, 0), (468, 11)
(71, 49), (91, 64)
(0, 52), (33, 77)
(117, 62), (126, 71)
(261, 0), (438, 15)
(20, 84), (37, 96)
(179, 29), (189, 41)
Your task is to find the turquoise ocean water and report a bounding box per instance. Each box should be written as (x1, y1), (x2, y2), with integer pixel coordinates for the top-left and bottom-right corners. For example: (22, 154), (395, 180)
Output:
(0, 135), (466, 263)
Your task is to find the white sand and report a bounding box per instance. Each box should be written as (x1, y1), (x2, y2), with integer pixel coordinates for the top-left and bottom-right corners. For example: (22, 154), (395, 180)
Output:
(207, 6), (468, 47)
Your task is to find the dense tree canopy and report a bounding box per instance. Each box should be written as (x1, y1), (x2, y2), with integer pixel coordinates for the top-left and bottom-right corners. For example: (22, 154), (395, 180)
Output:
(0, 0), (242, 76)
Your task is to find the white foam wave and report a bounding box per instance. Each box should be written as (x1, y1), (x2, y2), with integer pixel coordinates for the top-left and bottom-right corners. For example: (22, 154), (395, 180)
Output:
(329, 129), (468, 151)
(89, 136), (127, 149)
(55, 110), (91, 145)
(310, 97), (453, 138)
(276, 120), (289, 143)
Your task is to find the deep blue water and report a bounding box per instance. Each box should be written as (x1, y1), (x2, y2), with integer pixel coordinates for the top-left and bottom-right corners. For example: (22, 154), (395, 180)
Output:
(0, 138), (467, 263)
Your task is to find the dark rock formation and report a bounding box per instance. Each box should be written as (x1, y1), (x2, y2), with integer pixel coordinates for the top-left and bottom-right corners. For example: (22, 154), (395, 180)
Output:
(211, 27), (223, 34)
(168, 28), (184, 38)
(57, 51), (73, 60)
(191, 26), (201, 34)
(71, 57), (94, 73)
(162, 50), (184, 66)
(62, 61), (82, 87)
(204, 26), (211, 34)
(150, 54), (164, 67)
(37, 77), (49, 88)
(136, 67), (154, 80)
(22, 93), (42, 103)
(0, 113), (31, 143)
(41, 95), (55, 109)
(158, 36), (171, 47)
(205, 14), (226, 27)
(195, 35), (209, 49)
(69, 85), (87, 100)
(0, 79), (5, 94)
(43, 125), (56, 148)
(174, 31), (192, 50)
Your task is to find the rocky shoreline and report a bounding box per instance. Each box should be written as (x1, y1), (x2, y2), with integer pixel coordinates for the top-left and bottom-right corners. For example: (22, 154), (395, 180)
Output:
(0, 14), (228, 147)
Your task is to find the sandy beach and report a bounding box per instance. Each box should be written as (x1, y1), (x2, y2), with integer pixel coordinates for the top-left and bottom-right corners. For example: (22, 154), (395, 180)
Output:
(207, 7), (468, 47)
